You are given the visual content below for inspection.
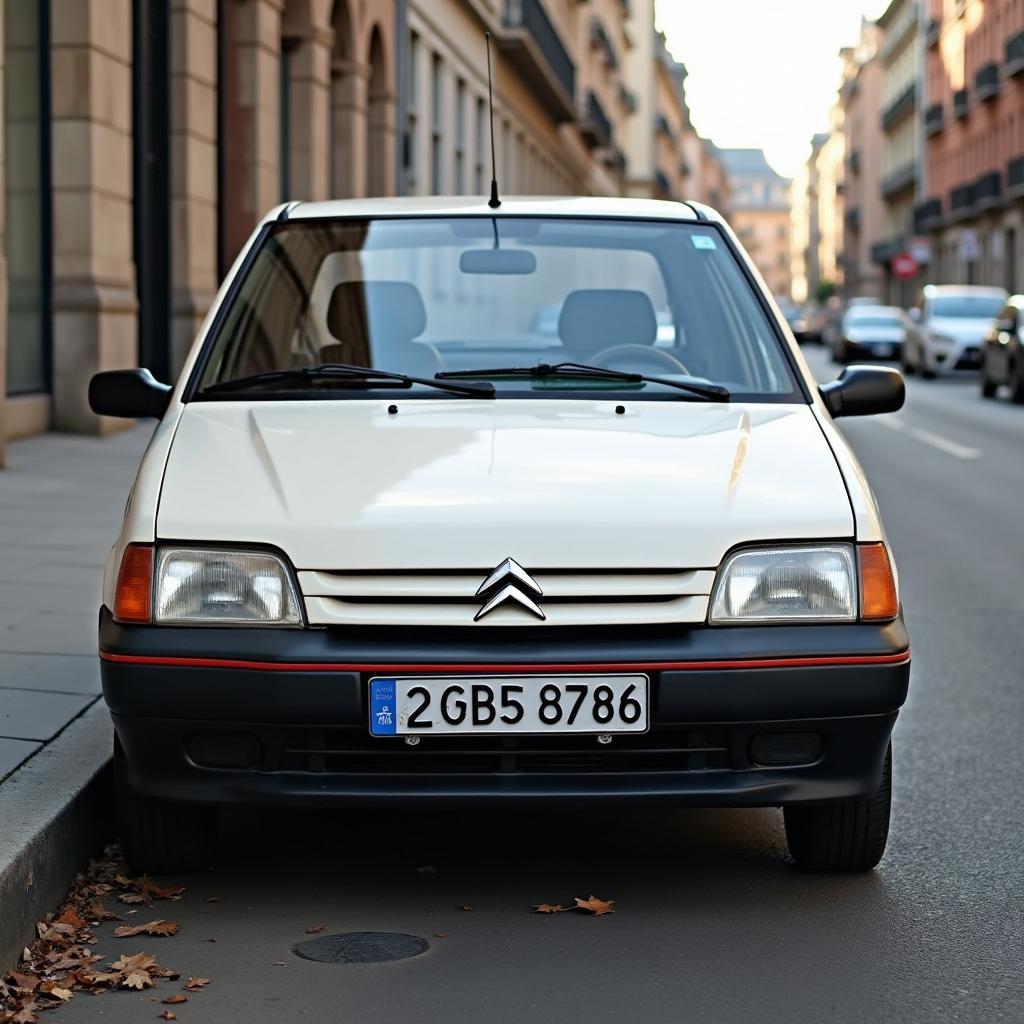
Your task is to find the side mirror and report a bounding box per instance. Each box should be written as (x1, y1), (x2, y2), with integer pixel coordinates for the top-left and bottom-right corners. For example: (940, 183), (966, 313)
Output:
(819, 365), (905, 419)
(88, 369), (172, 419)
(995, 317), (1018, 334)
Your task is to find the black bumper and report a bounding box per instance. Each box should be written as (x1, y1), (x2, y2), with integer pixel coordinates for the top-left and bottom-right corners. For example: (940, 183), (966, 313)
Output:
(99, 609), (910, 809)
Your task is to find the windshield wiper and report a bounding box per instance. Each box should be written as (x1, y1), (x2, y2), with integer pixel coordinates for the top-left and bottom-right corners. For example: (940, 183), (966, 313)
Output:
(201, 363), (495, 398)
(436, 361), (730, 401)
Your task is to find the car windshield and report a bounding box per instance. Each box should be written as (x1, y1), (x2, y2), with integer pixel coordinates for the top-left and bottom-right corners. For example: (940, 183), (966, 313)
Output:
(931, 296), (1005, 319)
(194, 217), (800, 401)
(848, 316), (902, 328)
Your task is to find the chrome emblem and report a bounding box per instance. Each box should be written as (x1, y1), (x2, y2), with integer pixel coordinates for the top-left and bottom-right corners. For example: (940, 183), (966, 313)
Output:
(474, 558), (545, 621)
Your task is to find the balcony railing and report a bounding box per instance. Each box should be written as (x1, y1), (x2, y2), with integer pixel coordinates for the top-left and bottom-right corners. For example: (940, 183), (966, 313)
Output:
(500, 0), (576, 121)
(848, 149), (861, 175)
(844, 206), (861, 232)
(953, 88), (969, 120)
(580, 89), (613, 150)
(1008, 155), (1024, 197)
(655, 169), (672, 199)
(913, 197), (942, 233)
(618, 84), (637, 113)
(975, 62), (1000, 102)
(926, 16), (940, 49)
(881, 82), (917, 131)
(589, 16), (619, 70)
(974, 170), (1003, 210)
(950, 183), (975, 217)
(881, 161), (917, 200)
(871, 237), (904, 267)
(924, 103), (944, 136)
(1007, 32), (1024, 77)
(655, 112), (674, 140)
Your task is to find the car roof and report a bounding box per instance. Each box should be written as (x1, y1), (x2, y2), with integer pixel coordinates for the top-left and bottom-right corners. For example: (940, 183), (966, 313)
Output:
(845, 305), (903, 317)
(273, 195), (708, 223)
(923, 284), (1007, 297)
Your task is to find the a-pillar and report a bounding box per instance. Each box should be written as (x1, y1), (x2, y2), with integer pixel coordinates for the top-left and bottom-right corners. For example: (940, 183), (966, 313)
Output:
(50, 0), (137, 434)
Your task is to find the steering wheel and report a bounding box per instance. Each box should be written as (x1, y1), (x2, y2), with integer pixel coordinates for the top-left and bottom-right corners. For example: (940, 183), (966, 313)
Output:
(588, 344), (690, 376)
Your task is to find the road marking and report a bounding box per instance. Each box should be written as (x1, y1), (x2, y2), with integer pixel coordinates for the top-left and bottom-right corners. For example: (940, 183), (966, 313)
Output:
(875, 417), (980, 460)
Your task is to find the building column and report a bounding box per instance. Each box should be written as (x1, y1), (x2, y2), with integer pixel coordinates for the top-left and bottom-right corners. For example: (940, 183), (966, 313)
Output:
(366, 82), (396, 197)
(330, 57), (370, 198)
(170, 0), (218, 376)
(284, 24), (332, 201)
(50, 0), (136, 435)
(221, 0), (283, 266)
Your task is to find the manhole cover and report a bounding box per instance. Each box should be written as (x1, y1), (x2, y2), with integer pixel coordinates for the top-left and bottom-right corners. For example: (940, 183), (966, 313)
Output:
(293, 931), (430, 964)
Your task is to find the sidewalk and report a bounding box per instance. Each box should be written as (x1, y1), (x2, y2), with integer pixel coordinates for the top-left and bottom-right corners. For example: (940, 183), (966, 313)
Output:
(0, 425), (151, 778)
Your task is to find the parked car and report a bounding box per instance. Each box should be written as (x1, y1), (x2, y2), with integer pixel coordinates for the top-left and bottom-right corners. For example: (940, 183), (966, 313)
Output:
(833, 305), (907, 363)
(88, 196), (910, 875)
(902, 285), (1008, 378)
(845, 295), (882, 309)
(980, 294), (1024, 402)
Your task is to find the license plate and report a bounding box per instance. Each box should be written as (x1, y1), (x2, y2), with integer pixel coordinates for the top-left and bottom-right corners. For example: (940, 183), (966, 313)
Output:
(368, 674), (649, 736)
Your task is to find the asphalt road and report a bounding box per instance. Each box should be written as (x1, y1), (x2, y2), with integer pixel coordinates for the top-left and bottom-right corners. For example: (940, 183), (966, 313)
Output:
(57, 348), (1024, 1024)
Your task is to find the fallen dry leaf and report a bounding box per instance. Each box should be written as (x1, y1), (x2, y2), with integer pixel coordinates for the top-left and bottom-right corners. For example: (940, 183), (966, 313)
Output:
(118, 892), (148, 905)
(204, 896), (221, 903)
(54, 910), (87, 931)
(531, 903), (568, 914)
(459, 904), (473, 912)
(433, 932), (447, 939)
(574, 895), (615, 916)
(162, 994), (188, 1005)
(86, 899), (120, 922)
(158, 1012), (178, 1021)
(37, 982), (72, 1002)
(272, 961), (287, 967)
(304, 924), (326, 935)
(11, 999), (39, 1023)
(185, 977), (209, 992)
(113, 920), (180, 938)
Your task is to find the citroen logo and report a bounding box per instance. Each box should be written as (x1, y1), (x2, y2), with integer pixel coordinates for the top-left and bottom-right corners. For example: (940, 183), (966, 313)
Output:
(474, 558), (545, 621)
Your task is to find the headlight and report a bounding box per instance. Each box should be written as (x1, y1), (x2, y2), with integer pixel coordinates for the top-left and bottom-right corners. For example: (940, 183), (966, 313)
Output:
(154, 548), (303, 626)
(709, 545), (857, 624)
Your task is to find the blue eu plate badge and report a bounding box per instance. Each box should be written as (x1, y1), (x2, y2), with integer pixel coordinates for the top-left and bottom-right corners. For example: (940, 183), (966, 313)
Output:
(370, 678), (397, 735)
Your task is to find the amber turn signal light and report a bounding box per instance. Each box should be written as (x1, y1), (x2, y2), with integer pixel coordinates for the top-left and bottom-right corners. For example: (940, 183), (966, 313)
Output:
(858, 543), (898, 621)
(114, 544), (154, 623)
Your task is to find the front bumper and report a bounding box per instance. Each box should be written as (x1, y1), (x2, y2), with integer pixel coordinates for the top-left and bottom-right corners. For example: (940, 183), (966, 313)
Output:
(99, 608), (911, 809)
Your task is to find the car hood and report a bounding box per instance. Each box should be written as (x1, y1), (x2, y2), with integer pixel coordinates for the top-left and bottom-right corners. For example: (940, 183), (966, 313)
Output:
(929, 316), (995, 342)
(847, 326), (903, 342)
(157, 400), (854, 570)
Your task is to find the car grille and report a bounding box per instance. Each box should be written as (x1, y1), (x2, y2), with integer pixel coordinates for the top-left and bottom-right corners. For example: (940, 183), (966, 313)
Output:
(277, 726), (732, 776)
(297, 569), (714, 628)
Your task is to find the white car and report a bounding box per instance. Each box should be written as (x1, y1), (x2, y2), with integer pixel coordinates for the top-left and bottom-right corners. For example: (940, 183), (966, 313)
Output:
(89, 196), (910, 874)
(903, 284), (1007, 378)
(834, 305), (907, 363)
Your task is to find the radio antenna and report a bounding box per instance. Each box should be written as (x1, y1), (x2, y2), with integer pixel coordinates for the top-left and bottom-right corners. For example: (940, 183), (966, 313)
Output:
(485, 32), (501, 209)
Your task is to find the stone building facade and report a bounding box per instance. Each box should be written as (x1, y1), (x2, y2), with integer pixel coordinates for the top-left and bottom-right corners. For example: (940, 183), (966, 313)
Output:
(0, 0), (730, 466)
(916, 0), (1024, 292)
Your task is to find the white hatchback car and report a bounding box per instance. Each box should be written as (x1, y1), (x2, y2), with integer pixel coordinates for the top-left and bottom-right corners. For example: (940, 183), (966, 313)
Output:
(903, 284), (1007, 377)
(89, 197), (910, 874)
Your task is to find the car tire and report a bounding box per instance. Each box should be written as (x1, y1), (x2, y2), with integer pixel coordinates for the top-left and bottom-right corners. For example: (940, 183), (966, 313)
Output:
(1009, 362), (1024, 405)
(901, 345), (916, 375)
(980, 357), (998, 398)
(783, 744), (891, 872)
(114, 739), (218, 873)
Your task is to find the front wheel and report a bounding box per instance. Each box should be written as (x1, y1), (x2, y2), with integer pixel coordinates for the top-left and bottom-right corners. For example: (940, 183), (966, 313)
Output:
(1009, 361), (1024, 404)
(114, 740), (218, 873)
(783, 744), (891, 871)
(980, 356), (997, 398)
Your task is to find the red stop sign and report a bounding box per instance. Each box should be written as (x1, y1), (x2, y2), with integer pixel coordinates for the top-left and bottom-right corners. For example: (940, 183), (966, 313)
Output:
(891, 253), (919, 279)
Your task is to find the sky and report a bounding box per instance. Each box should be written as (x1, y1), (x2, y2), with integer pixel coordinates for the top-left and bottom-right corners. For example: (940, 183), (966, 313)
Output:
(656, 0), (890, 180)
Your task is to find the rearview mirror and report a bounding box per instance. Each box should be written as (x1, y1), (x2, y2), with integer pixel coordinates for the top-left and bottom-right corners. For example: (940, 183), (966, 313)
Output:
(459, 248), (537, 275)
(819, 365), (904, 418)
(88, 368), (172, 419)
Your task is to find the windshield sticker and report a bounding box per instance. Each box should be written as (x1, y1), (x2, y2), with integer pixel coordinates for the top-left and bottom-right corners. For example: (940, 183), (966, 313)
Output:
(691, 235), (718, 251)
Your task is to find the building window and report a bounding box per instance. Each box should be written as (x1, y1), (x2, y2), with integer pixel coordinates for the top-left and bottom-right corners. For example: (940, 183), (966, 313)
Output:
(454, 77), (466, 195)
(4, 0), (52, 396)
(405, 32), (419, 191)
(474, 96), (486, 194)
(431, 53), (443, 194)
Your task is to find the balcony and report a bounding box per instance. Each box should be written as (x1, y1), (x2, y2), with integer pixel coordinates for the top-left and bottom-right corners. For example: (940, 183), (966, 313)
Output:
(604, 146), (626, 176)
(974, 170), (1003, 211)
(654, 169), (672, 199)
(589, 16), (619, 70)
(881, 161), (917, 200)
(913, 197), (942, 233)
(1007, 32), (1024, 77)
(618, 84), (637, 114)
(1008, 155), (1024, 198)
(499, 0), (576, 122)
(949, 183), (975, 219)
(655, 112), (675, 141)
(926, 16), (940, 49)
(579, 89), (613, 150)
(924, 103), (944, 136)
(844, 206), (861, 233)
(953, 88), (969, 120)
(848, 149), (861, 175)
(871, 237), (904, 267)
(975, 62), (1000, 102)
(881, 82), (917, 131)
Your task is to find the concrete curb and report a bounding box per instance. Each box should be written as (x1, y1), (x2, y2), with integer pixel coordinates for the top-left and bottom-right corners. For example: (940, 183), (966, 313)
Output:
(0, 703), (112, 970)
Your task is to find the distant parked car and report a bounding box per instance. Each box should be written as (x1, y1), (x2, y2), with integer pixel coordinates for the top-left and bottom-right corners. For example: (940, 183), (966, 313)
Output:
(834, 305), (907, 363)
(980, 294), (1024, 402)
(845, 296), (882, 310)
(903, 285), (1007, 378)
